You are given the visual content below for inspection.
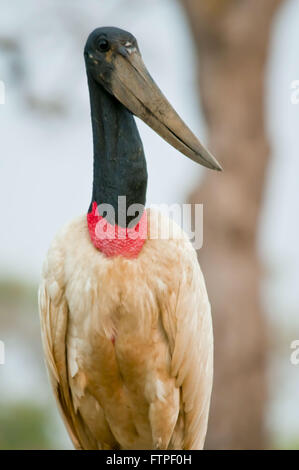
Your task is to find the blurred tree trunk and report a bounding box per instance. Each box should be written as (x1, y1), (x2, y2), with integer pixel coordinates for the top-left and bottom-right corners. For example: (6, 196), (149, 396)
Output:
(180, 0), (284, 449)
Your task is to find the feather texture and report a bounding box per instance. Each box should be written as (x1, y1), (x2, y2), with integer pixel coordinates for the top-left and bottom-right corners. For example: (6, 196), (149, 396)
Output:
(39, 209), (213, 450)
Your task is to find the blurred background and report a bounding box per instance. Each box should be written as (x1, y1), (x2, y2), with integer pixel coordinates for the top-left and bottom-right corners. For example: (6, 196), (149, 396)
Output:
(0, 0), (299, 450)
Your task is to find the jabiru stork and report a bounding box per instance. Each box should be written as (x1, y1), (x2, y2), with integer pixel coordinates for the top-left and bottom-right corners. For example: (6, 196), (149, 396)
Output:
(39, 27), (222, 450)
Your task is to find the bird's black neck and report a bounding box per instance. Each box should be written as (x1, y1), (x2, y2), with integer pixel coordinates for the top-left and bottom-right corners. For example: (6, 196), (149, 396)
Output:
(87, 73), (147, 227)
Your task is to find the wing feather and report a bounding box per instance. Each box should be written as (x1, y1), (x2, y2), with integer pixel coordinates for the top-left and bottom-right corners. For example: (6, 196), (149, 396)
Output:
(38, 248), (98, 450)
(160, 248), (213, 450)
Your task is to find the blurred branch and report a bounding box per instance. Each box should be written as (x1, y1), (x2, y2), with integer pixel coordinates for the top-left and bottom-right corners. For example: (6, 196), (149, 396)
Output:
(180, 0), (286, 449)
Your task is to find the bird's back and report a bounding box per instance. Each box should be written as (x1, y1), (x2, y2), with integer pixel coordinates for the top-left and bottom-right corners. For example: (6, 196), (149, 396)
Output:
(39, 209), (213, 450)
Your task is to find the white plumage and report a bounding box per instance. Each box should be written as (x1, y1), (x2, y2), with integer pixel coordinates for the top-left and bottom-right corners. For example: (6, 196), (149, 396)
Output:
(39, 209), (213, 449)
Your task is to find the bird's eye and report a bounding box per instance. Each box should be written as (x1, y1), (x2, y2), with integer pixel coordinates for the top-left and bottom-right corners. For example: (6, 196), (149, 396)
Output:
(97, 39), (110, 53)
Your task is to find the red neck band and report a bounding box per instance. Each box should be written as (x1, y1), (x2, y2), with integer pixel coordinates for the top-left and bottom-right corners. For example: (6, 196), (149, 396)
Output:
(87, 202), (147, 258)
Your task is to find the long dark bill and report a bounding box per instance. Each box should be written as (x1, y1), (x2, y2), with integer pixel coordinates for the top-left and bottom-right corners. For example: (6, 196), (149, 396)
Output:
(109, 49), (222, 171)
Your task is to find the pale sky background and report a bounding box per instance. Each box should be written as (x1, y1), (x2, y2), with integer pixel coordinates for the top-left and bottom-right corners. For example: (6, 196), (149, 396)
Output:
(0, 0), (204, 280)
(1, 0), (299, 446)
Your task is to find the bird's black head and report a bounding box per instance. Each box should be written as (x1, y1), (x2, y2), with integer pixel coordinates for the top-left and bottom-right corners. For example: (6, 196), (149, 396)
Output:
(84, 27), (139, 95)
(84, 26), (222, 171)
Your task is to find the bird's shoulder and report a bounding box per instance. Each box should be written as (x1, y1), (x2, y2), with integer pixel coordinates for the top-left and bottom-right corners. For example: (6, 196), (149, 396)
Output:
(43, 208), (197, 266)
(41, 210), (203, 317)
